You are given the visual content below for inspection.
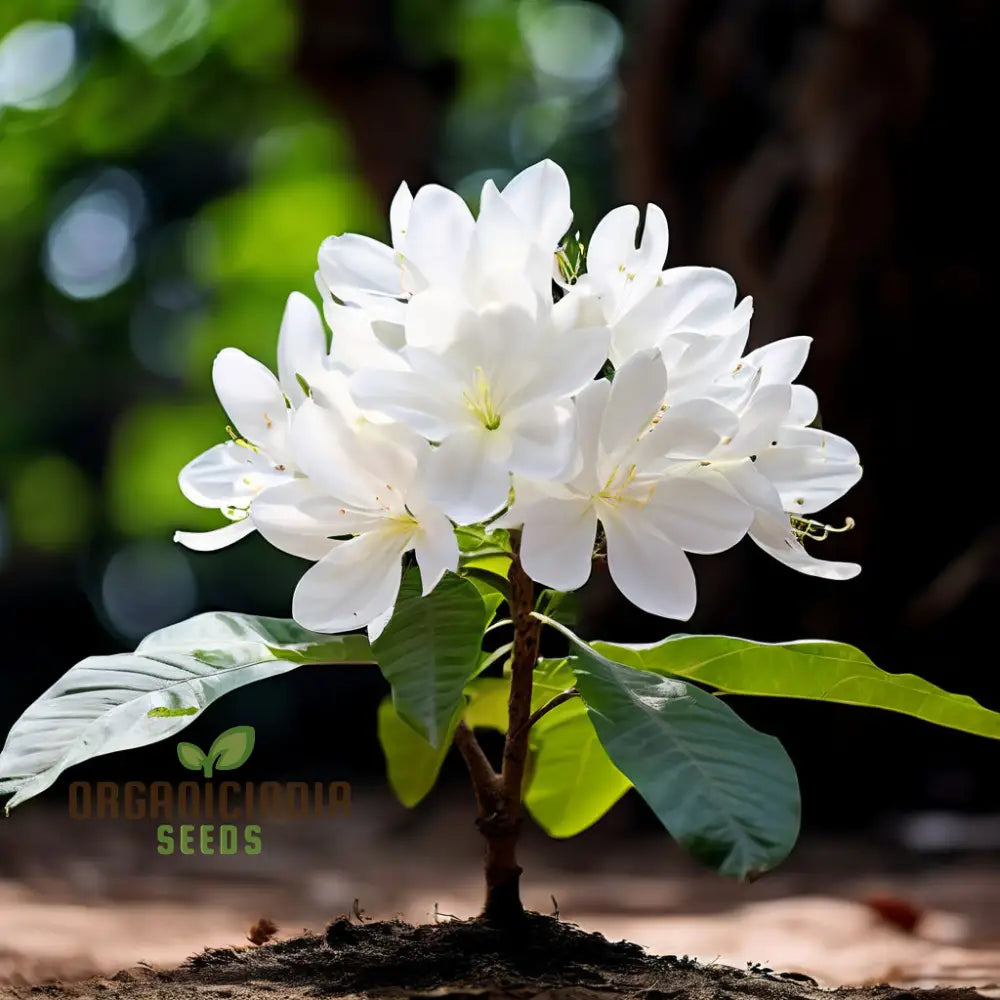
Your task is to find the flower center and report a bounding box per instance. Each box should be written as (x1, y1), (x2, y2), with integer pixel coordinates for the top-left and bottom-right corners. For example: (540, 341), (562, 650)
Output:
(594, 464), (654, 510)
(463, 367), (503, 431)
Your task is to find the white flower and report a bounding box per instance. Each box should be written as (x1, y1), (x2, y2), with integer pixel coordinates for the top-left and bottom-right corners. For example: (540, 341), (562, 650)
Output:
(502, 350), (754, 620)
(174, 292), (326, 552)
(249, 398), (458, 638)
(317, 159), (572, 326)
(561, 204), (753, 371)
(350, 292), (609, 524)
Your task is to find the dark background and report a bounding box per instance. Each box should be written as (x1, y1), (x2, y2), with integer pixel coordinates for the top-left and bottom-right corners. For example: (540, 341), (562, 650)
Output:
(0, 0), (994, 839)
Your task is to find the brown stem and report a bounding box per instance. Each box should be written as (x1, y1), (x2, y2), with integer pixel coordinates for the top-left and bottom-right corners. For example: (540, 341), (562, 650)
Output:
(480, 533), (540, 924)
(510, 688), (578, 742)
(453, 721), (502, 816)
(452, 533), (541, 925)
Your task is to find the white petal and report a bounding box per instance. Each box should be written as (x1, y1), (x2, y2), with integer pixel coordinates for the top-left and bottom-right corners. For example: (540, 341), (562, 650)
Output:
(587, 205), (640, 280)
(250, 479), (372, 560)
(506, 400), (577, 480)
(318, 233), (415, 300)
(603, 513), (697, 620)
(325, 301), (406, 374)
(291, 400), (388, 508)
(412, 505), (460, 594)
(367, 604), (396, 642)
(719, 384), (792, 458)
(212, 348), (292, 461)
(423, 430), (512, 524)
(500, 159), (572, 250)
(277, 292), (327, 405)
(519, 496), (598, 592)
(655, 266), (738, 325)
(178, 442), (258, 508)
(641, 472), (752, 554)
(502, 324), (609, 409)
(404, 184), (475, 286)
(788, 385), (819, 426)
(721, 460), (860, 581)
(633, 397), (738, 465)
(173, 519), (255, 552)
(754, 427), (862, 515)
(743, 336), (812, 386)
(292, 531), (408, 633)
(404, 288), (474, 351)
(390, 181), (413, 249)
(349, 366), (469, 440)
(570, 378), (610, 490)
(600, 348), (666, 455)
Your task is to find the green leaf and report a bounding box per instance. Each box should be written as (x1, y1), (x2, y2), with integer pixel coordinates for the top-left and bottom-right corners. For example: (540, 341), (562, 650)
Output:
(378, 698), (460, 808)
(461, 563), (510, 603)
(0, 614), (374, 809)
(464, 676), (511, 730)
(535, 589), (580, 629)
(372, 568), (489, 748)
(539, 617), (800, 879)
(592, 636), (1000, 740)
(456, 525), (511, 555)
(207, 725), (256, 774)
(176, 742), (206, 772)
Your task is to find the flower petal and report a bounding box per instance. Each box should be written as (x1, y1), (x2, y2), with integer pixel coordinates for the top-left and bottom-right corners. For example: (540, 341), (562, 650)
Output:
(519, 496), (598, 592)
(600, 348), (666, 455)
(641, 472), (752, 554)
(173, 518), (255, 552)
(506, 400), (578, 480)
(278, 292), (327, 405)
(722, 460), (860, 581)
(754, 427), (862, 515)
(422, 429), (512, 524)
(292, 531), (407, 632)
(178, 442), (263, 508)
(412, 505), (460, 595)
(250, 478), (375, 560)
(603, 513), (697, 620)
(390, 181), (413, 249)
(633, 397), (738, 465)
(404, 184), (475, 287)
(213, 348), (292, 462)
(743, 336), (812, 386)
(500, 159), (573, 250)
(318, 233), (415, 301)
(349, 366), (470, 440)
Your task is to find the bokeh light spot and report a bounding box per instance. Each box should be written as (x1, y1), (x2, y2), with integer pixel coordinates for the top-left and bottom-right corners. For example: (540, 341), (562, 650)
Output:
(518, 1), (623, 95)
(0, 20), (76, 111)
(8, 453), (94, 554)
(44, 169), (146, 300)
(101, 540), (197, 641)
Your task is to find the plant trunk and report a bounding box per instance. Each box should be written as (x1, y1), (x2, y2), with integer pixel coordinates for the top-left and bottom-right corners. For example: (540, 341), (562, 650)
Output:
(453, 534), (540, 927)
(481, 818), (522, 924)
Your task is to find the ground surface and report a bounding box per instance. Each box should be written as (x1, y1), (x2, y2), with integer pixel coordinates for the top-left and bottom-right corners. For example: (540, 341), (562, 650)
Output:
(2, 792), (1000, 995)
(7, 912), (994, 1000)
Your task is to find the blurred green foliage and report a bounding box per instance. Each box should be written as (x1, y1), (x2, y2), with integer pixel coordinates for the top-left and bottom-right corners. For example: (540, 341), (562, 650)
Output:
(0, 0), (622, 638)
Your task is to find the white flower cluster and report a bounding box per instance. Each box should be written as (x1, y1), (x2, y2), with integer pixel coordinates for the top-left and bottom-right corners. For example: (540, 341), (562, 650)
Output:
(175, 161), (861, 636)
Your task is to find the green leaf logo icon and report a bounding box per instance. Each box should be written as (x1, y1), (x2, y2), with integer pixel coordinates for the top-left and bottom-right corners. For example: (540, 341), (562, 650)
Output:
(176, 725), (255, 778)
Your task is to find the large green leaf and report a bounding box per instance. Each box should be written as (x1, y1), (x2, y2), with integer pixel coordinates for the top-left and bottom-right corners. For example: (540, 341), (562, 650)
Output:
(593, 636), (1000, 740)
(372, 568), (490, 748)
(0, 614), (373, 810)
(463, 660), (632, 838)
(539, 617), (800, 879)
(377, 698), (460, 808)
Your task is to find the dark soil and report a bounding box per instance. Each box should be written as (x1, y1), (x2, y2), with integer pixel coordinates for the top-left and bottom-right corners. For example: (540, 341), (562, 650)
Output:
(65, 912), (989, 1000)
